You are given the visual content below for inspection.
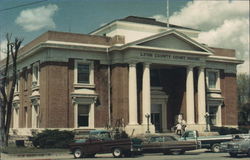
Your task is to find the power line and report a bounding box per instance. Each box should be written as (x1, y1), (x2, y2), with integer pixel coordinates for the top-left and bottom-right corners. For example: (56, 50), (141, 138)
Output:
(0, 0), (48, 13)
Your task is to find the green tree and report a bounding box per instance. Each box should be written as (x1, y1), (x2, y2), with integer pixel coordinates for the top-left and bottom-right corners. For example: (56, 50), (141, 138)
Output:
(237, 73), (250, 125)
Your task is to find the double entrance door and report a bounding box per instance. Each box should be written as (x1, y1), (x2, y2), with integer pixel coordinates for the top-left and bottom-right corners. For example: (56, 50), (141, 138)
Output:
(151, 103), (167, 133)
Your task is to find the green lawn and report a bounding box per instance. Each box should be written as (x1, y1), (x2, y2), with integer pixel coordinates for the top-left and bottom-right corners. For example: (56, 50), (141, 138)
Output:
(2, 144), (69, 155)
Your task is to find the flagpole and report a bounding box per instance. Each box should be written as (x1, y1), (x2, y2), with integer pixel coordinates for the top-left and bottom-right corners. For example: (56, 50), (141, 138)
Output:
(166, 0), (170, 28)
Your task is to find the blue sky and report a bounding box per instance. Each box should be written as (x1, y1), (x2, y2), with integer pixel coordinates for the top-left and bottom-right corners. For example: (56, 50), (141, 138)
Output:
(0, 0), (191, 44)
(0, 0), (249, 73)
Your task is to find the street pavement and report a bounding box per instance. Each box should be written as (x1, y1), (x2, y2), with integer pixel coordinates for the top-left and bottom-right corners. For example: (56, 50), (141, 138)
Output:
(1, 149), (250, 160)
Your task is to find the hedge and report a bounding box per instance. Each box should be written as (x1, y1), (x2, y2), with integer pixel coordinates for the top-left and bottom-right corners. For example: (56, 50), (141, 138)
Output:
(32, 129), (74, 148)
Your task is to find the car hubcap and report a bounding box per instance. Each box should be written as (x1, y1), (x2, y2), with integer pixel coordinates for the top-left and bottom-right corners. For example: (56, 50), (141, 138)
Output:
(214, 146), (220, 152)
(114, 149), (121, 156)
(75, 150), (81, 158)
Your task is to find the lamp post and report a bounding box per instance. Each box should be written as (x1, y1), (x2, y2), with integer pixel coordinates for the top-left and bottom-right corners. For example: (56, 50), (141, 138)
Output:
(145, 114), (150, 134)
(205, 112), (210, 132)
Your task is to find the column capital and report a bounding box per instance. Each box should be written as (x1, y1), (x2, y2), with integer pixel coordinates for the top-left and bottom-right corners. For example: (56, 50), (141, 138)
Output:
(143, 62), (151, 68)
(198, 66), (206, 70)
(129, 63), (137, 67)
(186, 65), (195, 70)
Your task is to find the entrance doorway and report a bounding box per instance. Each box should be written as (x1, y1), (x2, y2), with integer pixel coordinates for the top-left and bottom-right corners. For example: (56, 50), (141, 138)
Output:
(151, 87), (168, 132)
(151, 104), (162, 132)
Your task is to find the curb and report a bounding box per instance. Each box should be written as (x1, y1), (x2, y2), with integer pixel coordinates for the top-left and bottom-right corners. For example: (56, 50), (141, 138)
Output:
(1, 152), (71, 160)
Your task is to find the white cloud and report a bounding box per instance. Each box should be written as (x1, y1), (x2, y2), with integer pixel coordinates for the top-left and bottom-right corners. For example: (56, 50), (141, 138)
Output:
(152, 0), (249, 74)
(198, 18), (249, 74)
(169, 1), (249, 31)
(15, 4), (58, 32)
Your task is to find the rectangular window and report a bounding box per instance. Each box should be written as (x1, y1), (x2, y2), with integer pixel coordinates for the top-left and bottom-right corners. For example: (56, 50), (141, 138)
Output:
(78, 104), (90, 127)
(13, 108), (19, 128)
(23, 68), (28, 90)
(32, 63), (39, 87)
(24, 107), (28, 128)
(77, 64), (90, 84)
(15, 73), (20, 92)
(209, 106), (218, 125)
(208, 71), (217, 88)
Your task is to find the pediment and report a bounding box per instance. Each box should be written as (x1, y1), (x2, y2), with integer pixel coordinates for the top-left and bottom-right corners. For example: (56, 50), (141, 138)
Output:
(127, 30), (213, 54)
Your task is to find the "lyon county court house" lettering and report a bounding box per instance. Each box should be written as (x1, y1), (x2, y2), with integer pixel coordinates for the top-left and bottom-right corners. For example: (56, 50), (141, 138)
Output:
(140, 52), (201, 61)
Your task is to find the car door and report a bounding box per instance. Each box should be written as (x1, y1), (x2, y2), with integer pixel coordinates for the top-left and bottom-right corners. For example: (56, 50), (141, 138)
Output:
(84, 138), (102, 154)
(143, 136), (164, 153)
(162, 136), (182, 151)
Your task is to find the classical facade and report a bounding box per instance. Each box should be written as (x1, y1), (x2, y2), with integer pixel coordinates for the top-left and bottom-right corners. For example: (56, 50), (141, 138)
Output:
(5, 16), (242, 135)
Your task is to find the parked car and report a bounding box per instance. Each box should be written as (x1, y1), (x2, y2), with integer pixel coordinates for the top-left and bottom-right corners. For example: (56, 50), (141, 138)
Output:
(69, 130), (142, 158)
(220, 134), (250, 152)
(227, 138), (250, 157)
(181, 130), (233, 152)
(142, 135), (200, 155)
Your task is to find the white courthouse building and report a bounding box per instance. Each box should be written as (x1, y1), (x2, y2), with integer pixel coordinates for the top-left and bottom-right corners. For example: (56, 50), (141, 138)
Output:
(7, 16), (242, 135)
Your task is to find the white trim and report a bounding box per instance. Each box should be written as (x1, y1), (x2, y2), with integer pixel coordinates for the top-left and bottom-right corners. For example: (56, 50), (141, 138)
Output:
(46, 40), (109, 48)
(74, 103), (95, 129)
(128, 45), (211, 56)
(74, 60), (94, 86)
(13, 108), (19, 129)
(32, 61), (40, 88)
(114, 29), (213, 54)
(206, 69), (220, 91)
(207, 104), (222, 127)
(31, 105), (39, 128)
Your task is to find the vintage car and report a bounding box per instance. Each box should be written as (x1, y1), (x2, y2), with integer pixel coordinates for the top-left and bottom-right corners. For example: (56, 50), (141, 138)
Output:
(220, 134), (250, 152)
(69, 130), (142, 158)
(142, 135), (200, 155)
(181, 130), (233, 152)
(227, 138), (250, 157)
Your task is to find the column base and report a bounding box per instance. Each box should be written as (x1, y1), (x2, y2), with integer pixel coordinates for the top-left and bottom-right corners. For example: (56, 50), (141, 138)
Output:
(125, 124), (155, 136)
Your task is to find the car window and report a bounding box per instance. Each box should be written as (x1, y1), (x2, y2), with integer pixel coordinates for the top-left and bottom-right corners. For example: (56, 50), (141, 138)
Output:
(150, 137), (164, 142)
(74, 139), (87, 143)
(164, 136), (176, 142)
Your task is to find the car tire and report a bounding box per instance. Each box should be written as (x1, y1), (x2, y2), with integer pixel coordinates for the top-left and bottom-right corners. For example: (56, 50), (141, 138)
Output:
(229, 152), (237, 157)
(73, 148), (83, 159)
(112, 147), (123, 158)
(211, 143), (220, 153)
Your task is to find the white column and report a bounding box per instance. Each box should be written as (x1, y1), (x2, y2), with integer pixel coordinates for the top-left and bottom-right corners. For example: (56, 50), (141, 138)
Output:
(186, 66), (195, 124)
(142, 63), (151, 125)
(198, 67), (206, 124)
(128, 63), (138, 125)
(89, 103), (95, 128)
(74, 103), (78, 128)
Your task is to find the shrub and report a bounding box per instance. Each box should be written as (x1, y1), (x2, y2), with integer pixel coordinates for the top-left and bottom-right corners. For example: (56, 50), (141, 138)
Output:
(32, 129), (74, 148)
